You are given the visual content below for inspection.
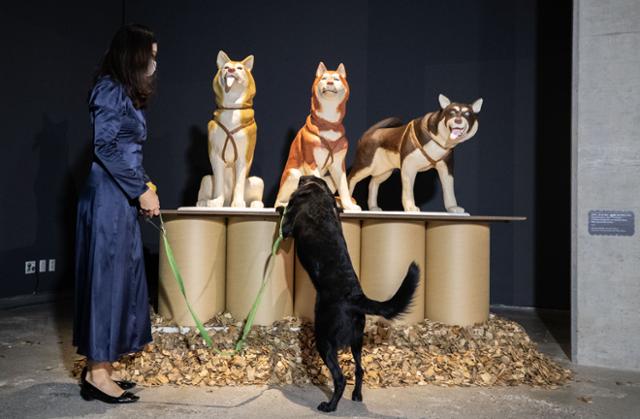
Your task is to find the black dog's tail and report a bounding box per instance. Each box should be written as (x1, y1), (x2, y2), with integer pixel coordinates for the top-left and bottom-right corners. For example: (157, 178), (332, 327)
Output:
(354, 262), (420, 320)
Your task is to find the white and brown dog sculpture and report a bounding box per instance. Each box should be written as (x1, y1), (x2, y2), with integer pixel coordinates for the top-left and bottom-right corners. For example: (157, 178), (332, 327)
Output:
(197, 50), (263, 208)
(275, 62), (360, 210)
(348, 94), (482, 212)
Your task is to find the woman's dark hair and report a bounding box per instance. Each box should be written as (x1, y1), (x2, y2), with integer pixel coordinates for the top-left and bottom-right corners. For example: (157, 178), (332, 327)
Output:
(95, 24), (157, 109)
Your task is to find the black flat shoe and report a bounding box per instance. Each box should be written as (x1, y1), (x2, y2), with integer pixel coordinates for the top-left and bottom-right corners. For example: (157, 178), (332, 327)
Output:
(81, 367), (137, 390)
(114, 379), (136, 390)
(80, 378), (139, 404)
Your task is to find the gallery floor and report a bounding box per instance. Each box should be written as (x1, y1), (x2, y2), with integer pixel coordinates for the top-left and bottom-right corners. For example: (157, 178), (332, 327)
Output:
(0, 298), (638, 419)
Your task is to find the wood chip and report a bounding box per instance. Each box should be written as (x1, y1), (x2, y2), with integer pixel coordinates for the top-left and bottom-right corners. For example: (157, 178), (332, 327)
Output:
(72, 312), (572, 389)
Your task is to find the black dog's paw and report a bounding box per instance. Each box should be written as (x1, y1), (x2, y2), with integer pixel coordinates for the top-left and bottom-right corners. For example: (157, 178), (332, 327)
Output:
(317, 401), (336, 412)
(351, 390), (362, 402)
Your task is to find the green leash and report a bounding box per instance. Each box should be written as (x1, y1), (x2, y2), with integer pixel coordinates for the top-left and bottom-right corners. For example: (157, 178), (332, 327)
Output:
(235, 207), (286, 352)
(157, 213), (213, 348)
(147, 208), (286, 355)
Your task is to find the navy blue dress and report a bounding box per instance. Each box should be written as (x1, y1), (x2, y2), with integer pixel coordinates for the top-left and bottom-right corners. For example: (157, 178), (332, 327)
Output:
(73, 76), (153, 362)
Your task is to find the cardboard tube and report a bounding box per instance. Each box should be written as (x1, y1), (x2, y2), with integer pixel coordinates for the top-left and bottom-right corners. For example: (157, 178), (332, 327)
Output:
(426, 221), (490, 326)
(294, 219), (362, 321)
(226, 217), (294, 325)
(360, 220), (426, 324)
(158, 215), (226, 326)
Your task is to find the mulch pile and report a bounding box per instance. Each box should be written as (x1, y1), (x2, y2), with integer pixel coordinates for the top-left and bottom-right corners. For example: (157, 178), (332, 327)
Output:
(73, 313), (572, 388)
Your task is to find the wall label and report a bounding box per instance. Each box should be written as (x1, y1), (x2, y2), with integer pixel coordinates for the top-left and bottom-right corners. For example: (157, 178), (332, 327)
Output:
(588, 210), (634, 236)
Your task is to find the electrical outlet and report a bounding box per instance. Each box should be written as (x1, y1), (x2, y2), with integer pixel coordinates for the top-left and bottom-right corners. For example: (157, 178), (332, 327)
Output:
(25, 261), (36, 274)
(39, 260), (47, 273)
(48, 259), (56, 272)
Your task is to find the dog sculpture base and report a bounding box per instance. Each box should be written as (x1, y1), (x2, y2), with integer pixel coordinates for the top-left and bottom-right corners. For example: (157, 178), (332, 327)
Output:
(196, 174), (264, 208)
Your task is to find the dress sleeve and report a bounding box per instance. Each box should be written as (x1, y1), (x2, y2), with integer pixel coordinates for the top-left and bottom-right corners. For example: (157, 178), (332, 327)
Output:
(141, 167), (157, 192)
(142, 168), (151, 183)
(89, 78), (149, 200)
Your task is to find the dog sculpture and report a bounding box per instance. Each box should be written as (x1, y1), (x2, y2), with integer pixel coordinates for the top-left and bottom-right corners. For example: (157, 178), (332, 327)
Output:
(348, 94), (482, 212)
(280, 175), (419, 412)
(197, 50), (263, 208)
(275, 62), (360, 210)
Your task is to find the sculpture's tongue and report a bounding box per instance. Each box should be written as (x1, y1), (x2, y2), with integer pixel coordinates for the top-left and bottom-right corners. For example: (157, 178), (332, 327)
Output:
(224, 76), (235, 93)
(450, 128), (464, 140)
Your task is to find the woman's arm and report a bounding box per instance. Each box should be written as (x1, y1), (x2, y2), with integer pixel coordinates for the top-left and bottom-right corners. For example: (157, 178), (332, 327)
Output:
(90, 79), (149, 200)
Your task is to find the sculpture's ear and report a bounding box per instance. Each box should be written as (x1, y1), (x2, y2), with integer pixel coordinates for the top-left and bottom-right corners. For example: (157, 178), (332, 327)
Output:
(337, 63), (347, 78)
(472, 98), (483, 113)
(438, 94), (451, 109)
(316, 61), (327, 78)
(242, 55), (254, 71)
(217, 50), (231, 69)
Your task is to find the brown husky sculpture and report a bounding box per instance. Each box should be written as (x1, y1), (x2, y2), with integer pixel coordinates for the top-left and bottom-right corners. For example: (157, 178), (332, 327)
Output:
(348, 94), (482, 212)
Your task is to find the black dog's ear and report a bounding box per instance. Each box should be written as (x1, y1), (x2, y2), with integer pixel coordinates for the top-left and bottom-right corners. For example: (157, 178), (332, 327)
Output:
(277, 204), (295, 238)
(281, 223), (293, 239)
(333, 197), (345, 214)
(281, 213), (294, 238)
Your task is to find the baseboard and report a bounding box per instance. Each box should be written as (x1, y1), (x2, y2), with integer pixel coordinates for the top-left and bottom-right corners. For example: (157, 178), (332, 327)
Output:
(0, 290), (73, 310)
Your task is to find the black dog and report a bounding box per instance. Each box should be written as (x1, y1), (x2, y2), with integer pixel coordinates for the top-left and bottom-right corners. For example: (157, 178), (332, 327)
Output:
(280, 176), (419, 412)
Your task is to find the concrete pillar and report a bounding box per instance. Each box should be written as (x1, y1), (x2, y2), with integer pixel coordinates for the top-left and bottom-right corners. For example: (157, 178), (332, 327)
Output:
(572, 0), (640, 370)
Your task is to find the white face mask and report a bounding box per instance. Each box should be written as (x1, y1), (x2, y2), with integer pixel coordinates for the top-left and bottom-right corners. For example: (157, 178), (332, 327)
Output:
(146, 58), (157, 77)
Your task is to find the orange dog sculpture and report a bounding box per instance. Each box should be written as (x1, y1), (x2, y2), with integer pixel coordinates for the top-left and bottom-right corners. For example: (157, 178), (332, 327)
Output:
(275, 62), (360, 210)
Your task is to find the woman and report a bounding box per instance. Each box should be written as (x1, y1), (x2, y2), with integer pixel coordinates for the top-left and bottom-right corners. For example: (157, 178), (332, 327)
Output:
(74, 24), (160, 404)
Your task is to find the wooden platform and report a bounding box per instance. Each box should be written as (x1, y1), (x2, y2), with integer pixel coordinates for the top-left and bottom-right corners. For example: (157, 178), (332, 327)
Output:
(165, 207), (525, 222)
(158, 208), (525, 327)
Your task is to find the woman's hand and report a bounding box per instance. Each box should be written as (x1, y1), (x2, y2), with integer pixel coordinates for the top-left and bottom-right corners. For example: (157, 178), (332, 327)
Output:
(139, 188), (160, 217)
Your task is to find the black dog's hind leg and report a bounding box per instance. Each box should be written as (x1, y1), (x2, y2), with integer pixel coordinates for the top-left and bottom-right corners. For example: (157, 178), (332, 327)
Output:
(317, 341), (346, 412)
(350, 335), (364, 402)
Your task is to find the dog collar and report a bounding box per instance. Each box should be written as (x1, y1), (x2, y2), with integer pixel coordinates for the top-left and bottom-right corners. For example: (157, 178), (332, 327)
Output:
(218, 105), (253, 110)
(406, 120), (451, 164)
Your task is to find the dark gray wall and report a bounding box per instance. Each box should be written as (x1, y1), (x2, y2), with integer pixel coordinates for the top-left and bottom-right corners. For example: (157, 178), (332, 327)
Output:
(0, 0), (571, 309)
(0, 1), (122, 297)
